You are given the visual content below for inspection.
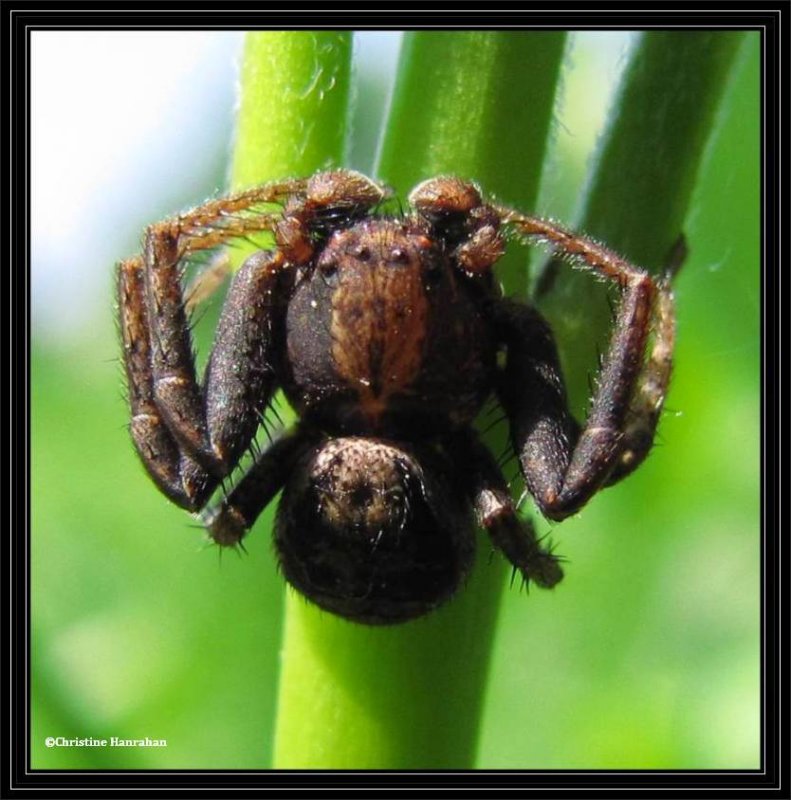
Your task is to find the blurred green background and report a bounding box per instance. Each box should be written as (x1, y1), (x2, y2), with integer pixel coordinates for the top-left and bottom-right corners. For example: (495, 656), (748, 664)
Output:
(31, 31), (760, 769)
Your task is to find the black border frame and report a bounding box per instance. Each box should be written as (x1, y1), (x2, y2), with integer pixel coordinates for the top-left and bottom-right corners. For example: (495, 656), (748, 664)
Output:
(7, 4), (784, 794)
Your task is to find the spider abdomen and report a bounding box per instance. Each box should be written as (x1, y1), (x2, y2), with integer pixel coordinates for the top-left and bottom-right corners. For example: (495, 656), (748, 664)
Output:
(274, 437), (476, 624)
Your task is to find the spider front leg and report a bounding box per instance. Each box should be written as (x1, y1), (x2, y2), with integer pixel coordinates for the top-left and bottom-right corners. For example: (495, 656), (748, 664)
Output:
(118, 170), (387, 511)
(118, 247), (284, 510)
(118, 255), (197, 508)
(119, 177), (310, 511)
(410, 177), (676, 518)
(494, 209), (677, 520)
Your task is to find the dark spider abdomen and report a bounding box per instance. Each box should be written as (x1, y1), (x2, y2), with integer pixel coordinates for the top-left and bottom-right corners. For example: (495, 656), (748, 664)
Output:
(280, 218), (497, 438)
(275, 437), (475, 624)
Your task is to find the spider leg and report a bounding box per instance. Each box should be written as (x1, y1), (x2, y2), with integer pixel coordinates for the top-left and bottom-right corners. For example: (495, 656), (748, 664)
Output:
(120, 171), (389, 512)
(493, 208), (676, 520)
(201, 427), (318, 547)
(445, 430), (563, 588)
(119, 238), (286, 511)
(604, 277), (676, 484)
(184, 250), (232, 313)
(176, 181), (308, 311)
(141, 186), (297, 471)
(118, 255), (203, 509)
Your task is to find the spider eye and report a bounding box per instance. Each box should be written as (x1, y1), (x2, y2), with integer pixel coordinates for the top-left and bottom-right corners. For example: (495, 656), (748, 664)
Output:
(318, 258), (339, 284)
(351, 244), (371, 262)
(389, 247), (410, 265)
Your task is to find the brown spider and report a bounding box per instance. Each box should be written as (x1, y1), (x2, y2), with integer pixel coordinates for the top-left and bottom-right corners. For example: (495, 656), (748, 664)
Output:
(117, 170), (677, 625)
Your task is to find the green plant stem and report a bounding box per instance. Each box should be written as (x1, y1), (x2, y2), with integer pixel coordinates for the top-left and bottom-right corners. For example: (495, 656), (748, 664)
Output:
(537, 31), (748, 413)
(228, 30), (353, 767)
(273, 31), (567, 770)
(236, 29), (747, 771)
(378, 31), (567, 296)
(231, 31), (352, 188)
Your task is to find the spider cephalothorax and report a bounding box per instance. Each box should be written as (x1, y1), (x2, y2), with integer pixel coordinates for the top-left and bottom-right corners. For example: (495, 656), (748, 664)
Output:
(118, 170), (677, 625)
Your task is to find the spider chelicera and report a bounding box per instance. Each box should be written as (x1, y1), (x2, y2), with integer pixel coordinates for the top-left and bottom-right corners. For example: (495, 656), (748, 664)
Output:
(117, 170), (677, 625)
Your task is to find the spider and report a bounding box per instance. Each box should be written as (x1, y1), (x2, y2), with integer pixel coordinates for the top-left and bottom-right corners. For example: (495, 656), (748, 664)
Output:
(117, 170), (677, 625)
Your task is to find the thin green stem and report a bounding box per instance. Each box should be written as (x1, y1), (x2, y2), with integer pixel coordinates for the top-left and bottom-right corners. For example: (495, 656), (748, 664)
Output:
(378, 31), (567, 296)
(537, 31), (748, 412)
(232, 31), (352, 188)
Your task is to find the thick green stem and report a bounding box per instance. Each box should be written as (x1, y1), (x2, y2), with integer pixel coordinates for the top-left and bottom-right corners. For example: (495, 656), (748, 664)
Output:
(274, 31), (566, 769)
(237, 29), (747, 770)
(538, 31), (748, 412)
(229, 30), (353, 765)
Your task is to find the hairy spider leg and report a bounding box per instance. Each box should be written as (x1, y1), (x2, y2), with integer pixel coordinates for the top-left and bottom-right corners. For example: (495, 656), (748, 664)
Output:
(201, 428), (317, 547)
(119, 172), (388, 514)
(130, 177), (312, 480)
(183, 170), (388, 311)
(445, 430), (563, 588)
(605, 275), (676, 484)
(118, 247), (284, 511)
(495, 208), (676, 520)
(118, 255), (198, 509)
